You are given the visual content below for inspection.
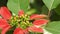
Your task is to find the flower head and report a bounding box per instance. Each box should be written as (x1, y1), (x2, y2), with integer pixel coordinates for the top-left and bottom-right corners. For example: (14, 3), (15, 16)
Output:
(0, 6), (49, 34)
(0, 6), (29, 34)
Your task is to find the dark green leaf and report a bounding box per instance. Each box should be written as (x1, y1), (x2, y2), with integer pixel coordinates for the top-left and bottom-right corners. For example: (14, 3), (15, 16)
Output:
(55, 4), (60, 15)
(41, 5), (49, 15)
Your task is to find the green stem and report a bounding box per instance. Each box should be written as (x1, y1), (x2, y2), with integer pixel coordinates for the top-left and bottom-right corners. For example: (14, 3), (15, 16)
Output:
(48, 10), (50, 17)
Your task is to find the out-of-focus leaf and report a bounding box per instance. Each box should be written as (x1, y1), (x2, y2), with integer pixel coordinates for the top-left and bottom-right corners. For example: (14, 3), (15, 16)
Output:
(7, 0), (29, 15)
(43, 0), (60, 11)
(26, 9), (36, 15)
(19, 0), (29, 12)
(43, 29), (52, 34)
(45, 21), (60, 34)
(41, 5), (49, 15)
(55, 4), (60, 15)
(50, 11), (60, 21)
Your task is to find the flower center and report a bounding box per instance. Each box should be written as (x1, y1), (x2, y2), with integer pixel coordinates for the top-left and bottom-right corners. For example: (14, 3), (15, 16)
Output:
(9, 15), (32, 29)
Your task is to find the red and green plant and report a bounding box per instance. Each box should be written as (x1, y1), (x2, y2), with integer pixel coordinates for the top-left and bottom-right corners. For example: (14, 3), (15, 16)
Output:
(0, 0), (60, 34)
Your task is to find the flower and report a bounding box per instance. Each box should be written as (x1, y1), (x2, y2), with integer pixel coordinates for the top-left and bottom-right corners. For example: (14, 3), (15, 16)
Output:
(0, 6), (49, 34)
(0, 6), (26, 34)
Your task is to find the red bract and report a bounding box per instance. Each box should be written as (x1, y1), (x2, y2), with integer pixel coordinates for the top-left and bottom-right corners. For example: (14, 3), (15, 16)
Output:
(1, 25), (11, 34)
(13, 28), (29, 34)
(0, 18), (9, 29)
(30, 14), (47, 20)
(0, 6), (11, 20)
(0, 18), (11, 34)
(33, 19), (48, 26)
(28, 26), (43, 33)
(13, 28), (24, 34)
(18, 10), (24, 16)
(23, 28), (29, 34)
(0, 19), (11, 34)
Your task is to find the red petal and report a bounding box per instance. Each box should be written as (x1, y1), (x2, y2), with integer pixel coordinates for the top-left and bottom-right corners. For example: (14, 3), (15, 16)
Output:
(30, 14), (47, 20)
(0, 6), (11, 20)
(23, 28), (29, 34)
(1, 25), (11, 34)
(13, 28), (24, 34)
(28, 26), (43, 33)
(18, 10), (24, 16)
(0, 18), (9, 29)
(33, 19), (48, 26)
(0, 9), (1, 15)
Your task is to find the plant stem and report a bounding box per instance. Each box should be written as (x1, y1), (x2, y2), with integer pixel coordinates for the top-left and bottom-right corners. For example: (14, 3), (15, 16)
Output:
(48, 10), (50, 17)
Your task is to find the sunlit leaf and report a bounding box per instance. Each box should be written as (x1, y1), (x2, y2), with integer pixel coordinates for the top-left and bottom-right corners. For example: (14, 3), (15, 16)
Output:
(45, 21), (60, 34)
(43, 0), (60, 11)
(7, 0), (29, 15)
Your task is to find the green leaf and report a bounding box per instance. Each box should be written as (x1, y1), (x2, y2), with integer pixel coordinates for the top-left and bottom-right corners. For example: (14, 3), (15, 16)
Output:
(41, 5), (49, 15)
(7, 0), (29, 15)
(45, 21), (60, 34)
(26, 9), (36, 15)
(55, 4), (60, 15)
(19, 0), (29, 13)
(43, 0), (60, 11)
